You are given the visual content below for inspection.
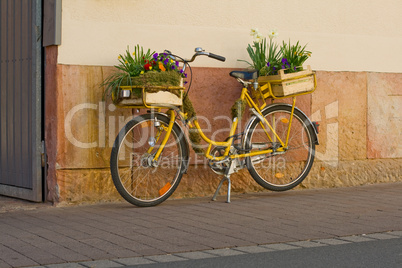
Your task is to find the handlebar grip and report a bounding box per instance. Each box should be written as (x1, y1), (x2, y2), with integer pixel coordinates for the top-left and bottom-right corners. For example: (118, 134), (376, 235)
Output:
(208, 53), (226, 62)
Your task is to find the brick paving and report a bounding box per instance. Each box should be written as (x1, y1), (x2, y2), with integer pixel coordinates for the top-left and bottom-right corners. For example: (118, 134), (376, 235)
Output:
(0, 182), (401, 267)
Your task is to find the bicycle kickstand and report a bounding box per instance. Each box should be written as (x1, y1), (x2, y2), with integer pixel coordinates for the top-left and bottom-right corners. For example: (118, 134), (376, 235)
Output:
(212, 159), (236, 203)
(212, 175), (231, 203)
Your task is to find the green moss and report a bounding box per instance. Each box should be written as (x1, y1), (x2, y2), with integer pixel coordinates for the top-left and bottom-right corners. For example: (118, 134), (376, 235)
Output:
(121, 71), (182, 87)
(182, 95), (196, 119)
(231, 98), (247, 119)
(189, 128), (205, 154)
(119, 71), (183, 98)
(181, 95), (204, 154)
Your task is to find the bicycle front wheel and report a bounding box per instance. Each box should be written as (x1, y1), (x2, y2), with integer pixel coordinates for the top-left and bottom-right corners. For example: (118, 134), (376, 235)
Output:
(245, 104), (315, 191)
(110, 113), (188, 207)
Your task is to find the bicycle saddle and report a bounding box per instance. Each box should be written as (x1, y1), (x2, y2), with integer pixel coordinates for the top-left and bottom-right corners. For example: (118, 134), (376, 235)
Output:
(230, 70), (258, 80)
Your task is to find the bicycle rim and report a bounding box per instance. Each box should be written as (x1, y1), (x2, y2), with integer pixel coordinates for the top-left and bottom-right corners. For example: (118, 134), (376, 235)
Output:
(246, 105), (315, 191)
(110, 114), (186, 206)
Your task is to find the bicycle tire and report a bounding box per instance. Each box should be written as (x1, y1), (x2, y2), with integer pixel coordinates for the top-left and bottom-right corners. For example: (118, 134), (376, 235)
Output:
(110, 113), (188, 207)
(245, 104), (315, 191)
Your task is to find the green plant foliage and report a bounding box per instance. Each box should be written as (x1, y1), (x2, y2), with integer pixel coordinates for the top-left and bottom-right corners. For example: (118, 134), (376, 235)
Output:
(239, 29), (312, 76)
(101, 45), (187, 101)
(279, 40), (312, 73)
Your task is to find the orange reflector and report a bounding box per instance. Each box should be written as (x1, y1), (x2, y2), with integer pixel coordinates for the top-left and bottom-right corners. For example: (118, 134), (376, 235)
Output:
(140, 121), (152, 128)
(275, 172), (284, 179)
(159, 182), (172, 196)
(280, 118), (289, 124)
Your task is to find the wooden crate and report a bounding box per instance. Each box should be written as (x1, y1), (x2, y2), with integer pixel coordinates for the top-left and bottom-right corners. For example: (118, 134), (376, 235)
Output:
(258, 66), (315, 97)
(117, 86), (184, 107)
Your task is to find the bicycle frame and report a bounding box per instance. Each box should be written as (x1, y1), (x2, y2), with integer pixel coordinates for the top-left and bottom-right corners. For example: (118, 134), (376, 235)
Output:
(151, 85), (297, 163)
(132, 49), (317, 164)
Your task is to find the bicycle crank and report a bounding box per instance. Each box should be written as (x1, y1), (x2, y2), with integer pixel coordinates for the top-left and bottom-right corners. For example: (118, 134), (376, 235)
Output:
(208, 146), (230, 175)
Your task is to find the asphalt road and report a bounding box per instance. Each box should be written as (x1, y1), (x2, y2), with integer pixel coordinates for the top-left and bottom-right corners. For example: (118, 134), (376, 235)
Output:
(130, 237), (402, 268)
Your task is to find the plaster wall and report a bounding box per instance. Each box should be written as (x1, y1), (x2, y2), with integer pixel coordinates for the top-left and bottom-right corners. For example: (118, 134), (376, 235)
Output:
(58, 0), (402, 73)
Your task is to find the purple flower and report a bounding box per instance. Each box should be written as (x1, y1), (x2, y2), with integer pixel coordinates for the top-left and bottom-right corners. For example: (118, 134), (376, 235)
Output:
(153, 53), (158, 60)
(164, 58), (169, 65)
(267, 62), (270, 67)
(171, 65), (175, 70)
(281, 58), (288, 64)
(179, 69), (187, 77)
(175, 61), (179, 67)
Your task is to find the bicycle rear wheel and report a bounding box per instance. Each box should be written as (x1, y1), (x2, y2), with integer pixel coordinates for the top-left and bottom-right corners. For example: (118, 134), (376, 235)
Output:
(110, 113), (188, 207)
(245, 104), (315, 191)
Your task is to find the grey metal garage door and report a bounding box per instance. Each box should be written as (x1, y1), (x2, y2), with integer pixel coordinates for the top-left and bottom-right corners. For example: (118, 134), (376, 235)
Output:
(0, 0), (43, 202)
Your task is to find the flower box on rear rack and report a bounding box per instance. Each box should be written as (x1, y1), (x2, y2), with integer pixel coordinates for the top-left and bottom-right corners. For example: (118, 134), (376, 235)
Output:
(240, 28), (317, 100)
(257, 65), (317, 99)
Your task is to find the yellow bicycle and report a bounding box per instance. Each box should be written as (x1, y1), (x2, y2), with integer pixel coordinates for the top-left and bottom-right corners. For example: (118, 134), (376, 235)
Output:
(110, 48), (319, 207)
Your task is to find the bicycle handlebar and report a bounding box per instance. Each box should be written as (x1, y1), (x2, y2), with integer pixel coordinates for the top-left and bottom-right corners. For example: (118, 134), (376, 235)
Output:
(208, 52), (226, 62)
(164, 47), (226, 63)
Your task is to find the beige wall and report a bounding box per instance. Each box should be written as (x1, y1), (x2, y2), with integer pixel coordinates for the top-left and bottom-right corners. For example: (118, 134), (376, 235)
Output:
(58, 0), (402, 72)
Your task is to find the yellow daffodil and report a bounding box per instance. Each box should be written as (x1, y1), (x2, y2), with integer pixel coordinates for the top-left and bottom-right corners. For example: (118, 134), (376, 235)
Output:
(140, 71), (144, 74)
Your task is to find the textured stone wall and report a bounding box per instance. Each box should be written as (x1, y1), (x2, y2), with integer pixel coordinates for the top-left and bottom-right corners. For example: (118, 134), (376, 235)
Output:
(46, 64), (402, 204)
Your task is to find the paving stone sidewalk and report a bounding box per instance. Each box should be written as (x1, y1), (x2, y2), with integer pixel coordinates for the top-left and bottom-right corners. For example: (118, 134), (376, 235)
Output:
(0, 182), (401, 268)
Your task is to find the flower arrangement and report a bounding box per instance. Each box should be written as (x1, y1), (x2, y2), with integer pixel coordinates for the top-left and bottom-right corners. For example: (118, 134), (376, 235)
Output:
(239, 28), (312, 76)
(101, 45), (187, 100)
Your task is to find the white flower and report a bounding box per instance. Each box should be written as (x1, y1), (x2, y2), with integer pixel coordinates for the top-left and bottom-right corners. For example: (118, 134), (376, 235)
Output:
(254, 32), (264, 43)
(268, 29), (279, 40)
(250, 28), (259, 37)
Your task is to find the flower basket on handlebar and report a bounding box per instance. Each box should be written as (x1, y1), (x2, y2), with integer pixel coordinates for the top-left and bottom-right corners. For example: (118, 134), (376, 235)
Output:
(101, 45), (187, 108)
(257, 65), (316, 99)
(115, 84), (185, 107)
(112, 71), (185, 107)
